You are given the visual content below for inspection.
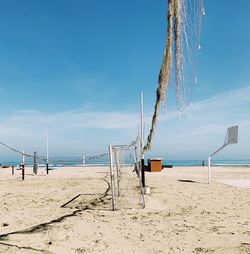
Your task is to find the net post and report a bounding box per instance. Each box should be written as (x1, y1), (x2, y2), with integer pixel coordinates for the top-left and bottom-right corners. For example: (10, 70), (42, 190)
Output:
(21, 150), (25, 180)
(46, 163), (49, 174)
(22, 150), (25, 164)
(140, 91), (146, 188)
(82, 154), (85, 168)
(208, 156), (211, 184)
(109, 145), (116, 211)
(21, 164), (25, 180)
(115, 149), (120, 196)
(12, 165), (14, 175)
(141, 159), (145, 187)
(33, 151), (38, 175)
(139, 159), (145, 208)
(46, 132), (49, 174)
(134, 145), (145, 208)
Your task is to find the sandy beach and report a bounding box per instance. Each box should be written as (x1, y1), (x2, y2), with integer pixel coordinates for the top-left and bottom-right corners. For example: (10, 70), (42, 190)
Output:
(0, 165), (249, 254)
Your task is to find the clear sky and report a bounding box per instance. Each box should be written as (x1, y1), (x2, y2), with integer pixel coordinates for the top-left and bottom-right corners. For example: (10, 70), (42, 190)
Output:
(0, 0), (250, 161)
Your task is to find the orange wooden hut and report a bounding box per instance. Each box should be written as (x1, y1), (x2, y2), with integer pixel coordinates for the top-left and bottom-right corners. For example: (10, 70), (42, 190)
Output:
(148, 158), (163, 172)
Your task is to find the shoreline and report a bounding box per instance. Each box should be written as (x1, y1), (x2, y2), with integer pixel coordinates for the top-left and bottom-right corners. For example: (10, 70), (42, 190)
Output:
(1, 163), (250, 169)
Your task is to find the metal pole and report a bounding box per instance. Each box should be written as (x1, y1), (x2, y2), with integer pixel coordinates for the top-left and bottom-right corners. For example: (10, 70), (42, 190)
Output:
(208, 156), (211, 184)
(109, 145), (116, 211)
(134, 146), (145, 208)
(115, 149), (120, 196)
(141, 158), (145, 187)
(140, 92), (145, 187)
(46, 132), (49, 174)
(140, 92), (144, 159)
(12, 166), (14, 175)
(33, 151), (38, 174)
(46, 163), (49, 174)
(46, 132), (49, 163)
(21, 164), (25, 180)
(21, 150), (25, 180)
(82, 154), (85, 168)
(22, 150), (25, 164)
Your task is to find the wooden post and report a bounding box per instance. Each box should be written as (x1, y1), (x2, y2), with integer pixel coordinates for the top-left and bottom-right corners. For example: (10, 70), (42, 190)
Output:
(46, 163), (49, 174)
(12, 166), (14, 175)
(141, 159), (145, 187)
(21, 164), (25, 180)
(33, 151), (38, 174)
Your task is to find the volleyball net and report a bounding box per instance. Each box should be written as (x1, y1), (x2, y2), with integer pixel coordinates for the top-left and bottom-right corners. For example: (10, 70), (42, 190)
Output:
(108, 143), (145, 211)
(0, 139), (109, 168)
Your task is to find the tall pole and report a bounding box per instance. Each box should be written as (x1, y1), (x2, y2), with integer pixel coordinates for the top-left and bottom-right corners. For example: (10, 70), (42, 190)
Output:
(115, 149), (120, 196)
(208, 144), (227, 184)
(109, 145), (116, 211)
(22, 150), (25, 180)
(140, 92), (145, 187)
(22, 150), (25, 164)
(208, 156), (211, 184)
(82, 154), (85, 168)
(46, 132), (49, 174)
(140, 92), (144, 158)
(33, 151), (38, 174)
(46, 132), (49, 164)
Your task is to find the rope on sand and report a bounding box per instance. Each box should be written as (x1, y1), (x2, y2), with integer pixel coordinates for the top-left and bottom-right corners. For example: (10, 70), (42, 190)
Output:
(0, 178), (110, 241)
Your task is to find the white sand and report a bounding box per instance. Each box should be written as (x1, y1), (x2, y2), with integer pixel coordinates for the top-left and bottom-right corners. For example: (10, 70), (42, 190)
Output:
(0, 165), (249, 254)
(214, 179), (250, 188)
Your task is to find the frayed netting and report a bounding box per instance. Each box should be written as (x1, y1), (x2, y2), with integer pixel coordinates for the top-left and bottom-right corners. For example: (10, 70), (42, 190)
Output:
(144, 0), (204, 152)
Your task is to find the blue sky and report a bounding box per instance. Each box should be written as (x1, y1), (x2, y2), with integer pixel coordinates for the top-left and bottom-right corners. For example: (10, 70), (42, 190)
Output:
(0, 0), (250, 161)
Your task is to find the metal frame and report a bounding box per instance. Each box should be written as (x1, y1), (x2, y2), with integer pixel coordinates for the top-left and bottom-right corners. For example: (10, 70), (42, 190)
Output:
(108, 144), (145, 211)
(109, 145), (116, 210)
(208, 125), (238, 184)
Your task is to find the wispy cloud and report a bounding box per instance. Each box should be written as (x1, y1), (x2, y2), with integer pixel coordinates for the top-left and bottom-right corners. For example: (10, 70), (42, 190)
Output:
(5, 109), (139, 131)
(0, 108), (140, 157)
(149, 85), (250, 159)
(0, 86), (250, 159)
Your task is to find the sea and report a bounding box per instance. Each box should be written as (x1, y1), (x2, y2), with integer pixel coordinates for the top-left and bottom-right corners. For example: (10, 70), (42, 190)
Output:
(162, 159), (250, 167)
(1, 158), (250, 167)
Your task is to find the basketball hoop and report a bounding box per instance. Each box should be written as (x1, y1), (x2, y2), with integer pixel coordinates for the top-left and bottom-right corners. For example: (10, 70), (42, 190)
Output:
(208, 125), (238, 184)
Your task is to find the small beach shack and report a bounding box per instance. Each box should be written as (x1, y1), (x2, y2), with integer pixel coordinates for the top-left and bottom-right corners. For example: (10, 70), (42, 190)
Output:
(148, 158), (163, 172)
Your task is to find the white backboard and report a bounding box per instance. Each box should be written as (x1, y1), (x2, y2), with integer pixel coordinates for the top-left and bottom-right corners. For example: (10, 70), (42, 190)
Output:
(225, 125), (238, 145)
